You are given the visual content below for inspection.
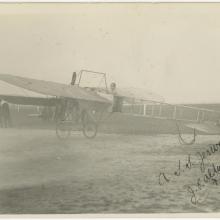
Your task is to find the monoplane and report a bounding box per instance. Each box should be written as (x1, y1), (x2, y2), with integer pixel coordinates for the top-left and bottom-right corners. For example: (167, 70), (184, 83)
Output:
(0, 70), (220, 145)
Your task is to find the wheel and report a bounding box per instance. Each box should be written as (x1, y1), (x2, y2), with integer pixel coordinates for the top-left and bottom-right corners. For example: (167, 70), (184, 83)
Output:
(56, 121), (71, 140)
(82, 120), (97, 139)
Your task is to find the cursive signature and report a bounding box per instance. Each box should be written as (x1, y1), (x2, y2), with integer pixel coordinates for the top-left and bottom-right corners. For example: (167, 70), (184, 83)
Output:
(158, 142), (220, 205)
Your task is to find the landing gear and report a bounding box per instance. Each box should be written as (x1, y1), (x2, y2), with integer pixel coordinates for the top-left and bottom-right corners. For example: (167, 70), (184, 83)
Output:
(55, 110), (98, 140)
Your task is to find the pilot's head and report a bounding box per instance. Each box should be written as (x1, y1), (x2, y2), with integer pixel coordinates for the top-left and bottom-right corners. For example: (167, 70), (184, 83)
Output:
(110, 82), (116, 92)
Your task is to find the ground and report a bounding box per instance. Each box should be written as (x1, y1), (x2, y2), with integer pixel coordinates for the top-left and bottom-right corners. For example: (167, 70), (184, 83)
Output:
(0, 128), (220, 214)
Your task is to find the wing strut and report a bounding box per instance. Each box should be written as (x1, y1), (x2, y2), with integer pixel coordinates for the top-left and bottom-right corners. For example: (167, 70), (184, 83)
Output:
(175, 121), (196, 145)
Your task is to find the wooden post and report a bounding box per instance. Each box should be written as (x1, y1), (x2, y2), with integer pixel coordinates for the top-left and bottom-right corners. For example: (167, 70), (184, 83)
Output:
(143, 104), (146, 116)
(196, 110), (200, 122)
(201, 111), (205, 122)
(159, 104), (162, 117)
(173, 106), (177, 119)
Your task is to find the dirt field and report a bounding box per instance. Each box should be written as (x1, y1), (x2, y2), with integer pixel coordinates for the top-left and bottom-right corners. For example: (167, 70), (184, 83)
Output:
(0, 128), (220, 214)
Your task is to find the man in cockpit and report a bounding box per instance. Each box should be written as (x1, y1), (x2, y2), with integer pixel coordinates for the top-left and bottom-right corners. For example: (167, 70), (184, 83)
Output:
(110, 82), (123, 112)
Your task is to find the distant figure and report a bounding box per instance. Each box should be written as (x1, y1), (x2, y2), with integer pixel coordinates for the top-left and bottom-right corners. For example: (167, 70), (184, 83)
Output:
(0, 99), (2, 127)
(67, 99), (80, 123)
(71, 72), (77, 86)
(1, 100), (12, 128)
(54, 99), (68, 122)
(54, 102), (61, 122)
(41, 106), (53, 121)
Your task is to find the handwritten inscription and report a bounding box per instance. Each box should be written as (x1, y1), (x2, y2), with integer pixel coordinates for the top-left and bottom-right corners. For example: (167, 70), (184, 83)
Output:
(159, 142), (220, 205)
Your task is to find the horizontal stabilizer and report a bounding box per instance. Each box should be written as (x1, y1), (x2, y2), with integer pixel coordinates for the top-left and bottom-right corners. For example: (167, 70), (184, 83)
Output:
(185, 122), (220, 134)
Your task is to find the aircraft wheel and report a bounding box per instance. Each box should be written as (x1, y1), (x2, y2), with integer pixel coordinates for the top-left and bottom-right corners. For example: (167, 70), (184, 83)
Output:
(56, 121), (71, 140)
(82, 121), (97, 139)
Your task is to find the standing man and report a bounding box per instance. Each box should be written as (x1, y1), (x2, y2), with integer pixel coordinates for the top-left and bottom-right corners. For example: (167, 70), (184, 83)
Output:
(0, 99), (2, 128)
(54, 98), (68, 122)
(1, 100), (12, 128)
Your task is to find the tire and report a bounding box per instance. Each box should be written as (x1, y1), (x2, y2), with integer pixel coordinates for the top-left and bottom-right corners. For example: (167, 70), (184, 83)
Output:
(56, 121), (71, 140)
(82, 120), (98, 139)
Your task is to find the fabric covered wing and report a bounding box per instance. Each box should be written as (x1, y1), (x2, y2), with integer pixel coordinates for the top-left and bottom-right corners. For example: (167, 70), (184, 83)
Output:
(115, 87), (164, 103)
(185, 122), (220, 134)
(0, 94), (58, 106)
(0, 74), (110, 104)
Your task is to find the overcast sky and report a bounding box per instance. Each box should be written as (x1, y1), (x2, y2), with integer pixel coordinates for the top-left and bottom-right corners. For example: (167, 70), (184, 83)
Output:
(0, 3), (220, 104)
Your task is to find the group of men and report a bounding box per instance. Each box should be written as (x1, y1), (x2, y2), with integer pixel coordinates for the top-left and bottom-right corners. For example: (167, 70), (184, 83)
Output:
(0, 99), (11, 128)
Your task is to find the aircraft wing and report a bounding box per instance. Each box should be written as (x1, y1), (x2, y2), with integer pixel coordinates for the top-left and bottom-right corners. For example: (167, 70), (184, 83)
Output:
(0, 74), (111, 104)
(185, 122), (220, 134)
(115, 87), (164, 103)
(0, 94), (57, 106)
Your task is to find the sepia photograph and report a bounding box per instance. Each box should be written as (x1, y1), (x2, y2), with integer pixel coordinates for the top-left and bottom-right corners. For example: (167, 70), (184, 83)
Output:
(0, 2), (220, 215)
